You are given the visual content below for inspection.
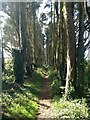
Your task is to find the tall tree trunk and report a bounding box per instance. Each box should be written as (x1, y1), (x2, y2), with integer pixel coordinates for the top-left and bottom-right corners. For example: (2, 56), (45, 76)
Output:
(2, 30), (4, 72)
(15, 2), (21, 48)
(84, 1), (90, 20)
(64, 3), (76, 98)
(13, 2), (28, 84)
(21, 3), (27, 55)
(58, 2), (63, 80)
(49, 2), (53, 66)
(32, 2), (37, 64)
(52, 4), (55, 67)
(77, 3), (85, 97)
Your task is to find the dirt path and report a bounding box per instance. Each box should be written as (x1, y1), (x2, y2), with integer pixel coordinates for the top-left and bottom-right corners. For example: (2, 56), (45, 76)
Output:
(36, 73), (54, 120)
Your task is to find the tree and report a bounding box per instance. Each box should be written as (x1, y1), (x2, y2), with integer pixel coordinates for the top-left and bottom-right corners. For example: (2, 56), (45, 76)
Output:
(85, 0), (90, 20)
(77, 3), (85, 97)
(64, 3), (76, 98)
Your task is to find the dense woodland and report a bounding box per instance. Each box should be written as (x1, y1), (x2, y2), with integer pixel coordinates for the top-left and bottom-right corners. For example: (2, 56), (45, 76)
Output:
(1, 1), (90, 119)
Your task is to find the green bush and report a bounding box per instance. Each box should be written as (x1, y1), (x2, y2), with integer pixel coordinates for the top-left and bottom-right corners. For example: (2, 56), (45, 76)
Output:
(2, 91), (38, 119)
(2, 58), (15, 83)
(49, 70), (58, 79)
(2, 68), (43, 120)
(5, 58), (14, 75)
(49, 69), (64, 97)
(51, 79), (64, 97)
(53, 97), (89, 119)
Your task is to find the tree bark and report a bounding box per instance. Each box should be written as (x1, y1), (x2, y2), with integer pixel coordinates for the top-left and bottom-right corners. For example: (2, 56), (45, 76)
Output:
(64, 3), (76, 98)
(77, 3), (85, 97)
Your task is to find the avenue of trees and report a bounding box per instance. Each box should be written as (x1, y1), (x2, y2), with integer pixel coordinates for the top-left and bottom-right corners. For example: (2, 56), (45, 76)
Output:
(1, 1), (90, 99)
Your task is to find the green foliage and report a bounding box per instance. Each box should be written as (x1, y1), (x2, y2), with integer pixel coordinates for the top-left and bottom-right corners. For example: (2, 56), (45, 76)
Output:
(85, 60), (90, 87)
(2, 61), (44, 120)
(48, 69), (64, 97)
(53, 97), (89, 119)
(2, 88), (38, 119)
(3, 58), (15, 85)
(3, 74), (14, 83)
(37, 66), (49, 77)
(2, 80), (40, 119)
(3, 18), (18, 54)
(48, 67), (89, 119)
(48, 69), (58, 78)
(4, 58), (14, 76)
(51, 79), (64, 97)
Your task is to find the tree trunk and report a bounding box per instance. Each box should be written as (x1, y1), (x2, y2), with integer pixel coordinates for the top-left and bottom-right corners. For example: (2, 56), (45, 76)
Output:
(77, 3), (85, 97)
(13, 3), (28, 84)
(64, 3), (76, 98)
(21, 2), (27, 54)
(2, 31), (5, 72)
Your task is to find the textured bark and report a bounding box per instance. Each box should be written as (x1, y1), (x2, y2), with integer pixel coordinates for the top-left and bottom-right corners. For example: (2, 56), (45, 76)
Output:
(21, 3), (27, 54)
(15, 3), (21, 48)
(12, 49), (24, 84)
(58, 2), (63, 81)
(77, 3), (85, 97)
(2, 32), (5, 72)
(52, 5), (55, 67)
(13, 3), (28, 84)
(49, 2), (53, 66)
(84, 1), (90, 20)
(64, 3), (76, 98)
(32, 3), (37, 63)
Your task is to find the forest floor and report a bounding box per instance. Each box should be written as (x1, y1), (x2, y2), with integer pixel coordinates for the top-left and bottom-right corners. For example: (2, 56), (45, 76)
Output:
(2, 62), (89, 119)
(36, 72), (54, 120)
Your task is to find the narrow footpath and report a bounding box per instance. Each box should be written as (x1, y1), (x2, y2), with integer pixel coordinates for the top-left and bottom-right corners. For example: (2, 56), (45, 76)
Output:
(36, 72), (54, 120)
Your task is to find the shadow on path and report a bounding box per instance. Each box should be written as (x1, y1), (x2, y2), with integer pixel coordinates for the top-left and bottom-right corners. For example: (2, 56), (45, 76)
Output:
(36, 73), (54, 120)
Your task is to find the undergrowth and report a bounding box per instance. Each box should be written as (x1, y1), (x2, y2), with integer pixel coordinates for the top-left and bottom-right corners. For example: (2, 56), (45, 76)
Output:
(52, 97), (88, 119)
(2, 61), (89, 119)
(2, 58), (44, 120)
(48, 67), (89, 119)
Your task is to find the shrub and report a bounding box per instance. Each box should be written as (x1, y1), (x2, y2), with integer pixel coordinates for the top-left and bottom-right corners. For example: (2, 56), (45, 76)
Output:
(51, 79), (64, 97)
(5, 58), (14, 75)
(53, 97), (89, 119)
(2, 58), (15, 83)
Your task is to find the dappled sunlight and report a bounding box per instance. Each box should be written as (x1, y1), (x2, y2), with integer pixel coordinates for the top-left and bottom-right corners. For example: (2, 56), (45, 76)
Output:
(1, 1), (90, 119)
(36, 71), (54, 119)
(2, 68), (44, 119)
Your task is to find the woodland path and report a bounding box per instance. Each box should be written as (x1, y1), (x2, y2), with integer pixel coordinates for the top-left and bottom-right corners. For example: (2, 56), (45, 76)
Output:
(36, 72), (54, 120)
